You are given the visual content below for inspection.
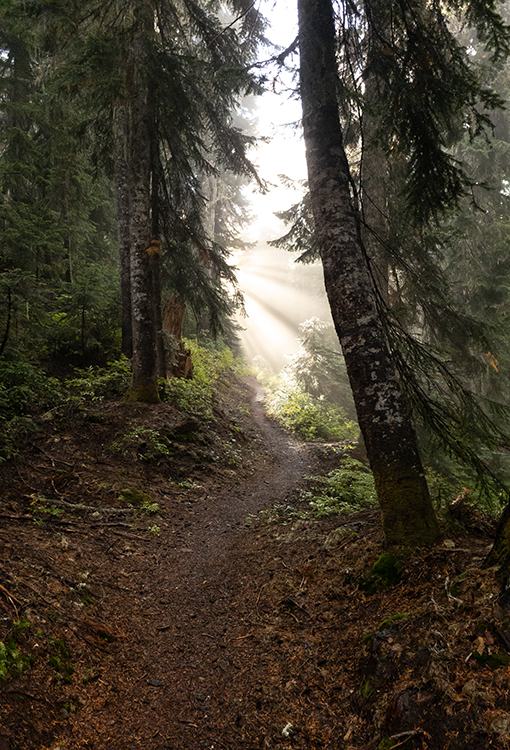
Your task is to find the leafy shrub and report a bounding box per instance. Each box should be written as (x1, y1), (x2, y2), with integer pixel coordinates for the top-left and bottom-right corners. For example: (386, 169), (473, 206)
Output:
(110, 427), (172, 462)
(66, 357), (131, 401)
(265, 386), (358, 442)
(282, 317), (356, 418)
(302, 458), (377, 516)
(0, 359), (62, 419)
(164, 376), (214, 418)
(164, 339), (242, 418)
(0, 359), (63, 461)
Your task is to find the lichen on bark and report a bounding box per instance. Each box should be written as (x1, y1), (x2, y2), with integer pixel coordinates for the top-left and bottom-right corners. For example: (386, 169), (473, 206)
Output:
(297, 0), (440, 548)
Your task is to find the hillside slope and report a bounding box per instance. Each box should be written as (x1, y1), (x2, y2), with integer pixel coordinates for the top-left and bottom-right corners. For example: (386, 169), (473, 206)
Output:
(0, 373), (508, 750)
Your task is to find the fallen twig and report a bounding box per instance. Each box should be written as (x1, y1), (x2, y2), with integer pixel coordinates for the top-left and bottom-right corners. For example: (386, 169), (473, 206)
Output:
(24, 494), (132, 515)
(30, 443), (75, 467)
(0, 583), (21, 614)
(389, 730), (428, 749)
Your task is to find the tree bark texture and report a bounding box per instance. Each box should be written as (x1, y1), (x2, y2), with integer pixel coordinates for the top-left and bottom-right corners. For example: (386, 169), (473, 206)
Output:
(124, 1), (159, 403)
(114, 97), (133, 359)
(298, 0), (440, 547)
(162, 296), (194, 379)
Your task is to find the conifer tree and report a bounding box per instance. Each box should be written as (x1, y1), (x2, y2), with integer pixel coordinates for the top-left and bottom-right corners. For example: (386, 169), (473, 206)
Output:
(298, 0), (440, 548)
(297, 0), (510, 547)
(0, 4), (120, 365)
(58, 0), (264, 401)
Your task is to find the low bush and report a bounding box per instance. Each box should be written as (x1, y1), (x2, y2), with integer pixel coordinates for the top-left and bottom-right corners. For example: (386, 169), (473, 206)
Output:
(301, 458), (377, 516)
(164, 339), (243, 418)
(66, 357), (131, 402)
(264, 386), (358, 442)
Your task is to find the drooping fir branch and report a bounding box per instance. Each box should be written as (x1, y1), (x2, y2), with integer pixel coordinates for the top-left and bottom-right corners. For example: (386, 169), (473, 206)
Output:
(379, 297), (510, 497)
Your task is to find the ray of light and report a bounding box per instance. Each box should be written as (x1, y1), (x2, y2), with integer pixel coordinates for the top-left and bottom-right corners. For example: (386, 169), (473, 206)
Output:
(235, 241), (333, 371)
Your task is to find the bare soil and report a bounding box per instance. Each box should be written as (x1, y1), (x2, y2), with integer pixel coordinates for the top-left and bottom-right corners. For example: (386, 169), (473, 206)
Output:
(1, 372), (510, 749)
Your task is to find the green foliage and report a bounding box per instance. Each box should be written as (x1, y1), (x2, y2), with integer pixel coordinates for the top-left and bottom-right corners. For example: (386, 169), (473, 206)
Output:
(246, 503), (308, 526)
(0, 359), (62, 420)
(164, 376), (214, 419)
(252, 327), (358, 442)
(0, 637), (33, 681)
(117, 490), (159, 514)
(0, 358), (63, 461)
(265, 387), (358, 442)
(361, 554), (402, 594)
(112, 427), (171, 463)
(164, 339), (241, 418)
(30, 496), (64, 518)
(301, 459), (377, 516)
(425, 463), (509, 515)
(47, 637), (74, 682)
(281, 318), (356, 417)
(66, 357), (131, 402)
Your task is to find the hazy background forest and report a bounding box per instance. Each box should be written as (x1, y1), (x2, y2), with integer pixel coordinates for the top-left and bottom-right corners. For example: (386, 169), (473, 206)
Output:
(2, 0), (510, 517)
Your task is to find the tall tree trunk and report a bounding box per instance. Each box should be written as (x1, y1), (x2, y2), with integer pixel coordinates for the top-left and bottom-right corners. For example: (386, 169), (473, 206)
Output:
(150, 127), (167, 380)
(114, 97), (133, 359)
(124, 0), (159, 403)
(298, 0), (440, 548)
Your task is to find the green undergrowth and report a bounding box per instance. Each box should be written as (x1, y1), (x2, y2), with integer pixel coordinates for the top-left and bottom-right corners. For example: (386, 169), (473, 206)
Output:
(162, 338), (245, 418)
(66, 357), (131, 402)
(110, 426), (173, 462)
(248, 458), (377, 526)
(253, 347), (358, 442)
(301, 459), (377, 516)
(0, 620), (34, 681)
(0, 358), (64, 461)
(264, 386), (358, 442)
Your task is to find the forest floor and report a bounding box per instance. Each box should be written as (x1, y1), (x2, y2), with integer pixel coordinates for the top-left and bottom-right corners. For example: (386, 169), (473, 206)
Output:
(0, 371), (510, 750)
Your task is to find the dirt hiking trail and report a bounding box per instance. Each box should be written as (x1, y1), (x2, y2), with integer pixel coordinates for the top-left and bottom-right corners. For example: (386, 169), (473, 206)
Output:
(0, 373), (508, 750)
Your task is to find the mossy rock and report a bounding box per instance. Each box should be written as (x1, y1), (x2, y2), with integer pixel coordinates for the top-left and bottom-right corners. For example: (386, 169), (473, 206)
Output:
(118, 489), (155, 507)
(360, 553), (401, 593)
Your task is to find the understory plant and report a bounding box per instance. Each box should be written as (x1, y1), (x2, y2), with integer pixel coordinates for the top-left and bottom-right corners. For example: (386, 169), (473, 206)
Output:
(66, 357), (131, 402)
(0, 358), (63, 461)
(164, 338), (243, 418)
(302, 458), (377, 516)
(264, 384), (358, 442)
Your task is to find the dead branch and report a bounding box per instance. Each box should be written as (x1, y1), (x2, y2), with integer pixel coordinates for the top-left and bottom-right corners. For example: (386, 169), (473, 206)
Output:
(24, 494), (132, 515)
